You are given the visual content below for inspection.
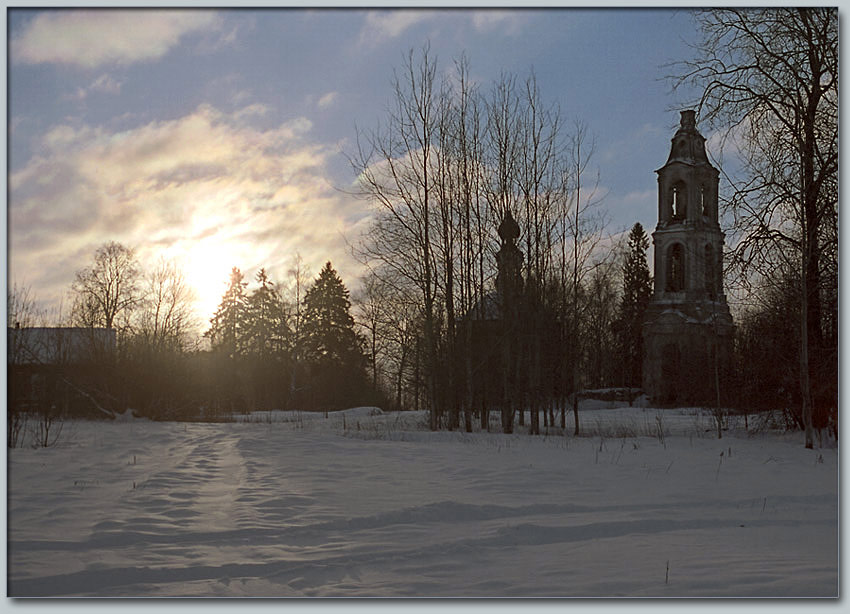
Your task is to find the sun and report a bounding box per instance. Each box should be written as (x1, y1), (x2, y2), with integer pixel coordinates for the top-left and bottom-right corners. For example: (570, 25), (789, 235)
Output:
(184, 240), (241, 324)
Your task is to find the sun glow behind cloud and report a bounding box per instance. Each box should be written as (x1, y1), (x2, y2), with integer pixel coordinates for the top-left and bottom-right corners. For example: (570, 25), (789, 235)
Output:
(160, 240), (243, 324)
(9, 103), (368, 327)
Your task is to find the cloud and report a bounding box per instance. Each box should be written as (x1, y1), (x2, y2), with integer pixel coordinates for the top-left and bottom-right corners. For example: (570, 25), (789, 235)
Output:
(470, 10), (527, 35)
(704, 116), (751, 167)
(355, 9), (529, 51)
(89, 73), (122, 94)
(317, 91), (339, 109)
(358, 10), (437, 46)
(601, 122), (667, 164)
(201, 73), (256, 108)
(9, 104), (370, 323)
(233, 103), (270, 121)
(11, 10), (221, 68)
(606, 188), (656, 220)
(64, 73), (123, 101)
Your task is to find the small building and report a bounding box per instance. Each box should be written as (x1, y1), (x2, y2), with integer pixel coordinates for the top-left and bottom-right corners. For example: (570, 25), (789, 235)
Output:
(642, 111), (734, 406)
(8, 326), (116, 416)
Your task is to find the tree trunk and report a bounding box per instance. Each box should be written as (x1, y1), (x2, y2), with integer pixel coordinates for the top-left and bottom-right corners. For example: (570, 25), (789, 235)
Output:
(801, 241), (815, 449)
(572, 390), (580, 437)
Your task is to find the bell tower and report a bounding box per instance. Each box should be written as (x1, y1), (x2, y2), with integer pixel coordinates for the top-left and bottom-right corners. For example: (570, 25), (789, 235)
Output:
(642, 110), (734, 406)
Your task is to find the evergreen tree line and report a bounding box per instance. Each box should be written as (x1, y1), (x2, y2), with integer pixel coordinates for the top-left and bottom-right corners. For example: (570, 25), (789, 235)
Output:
(202, 262), (376, 415)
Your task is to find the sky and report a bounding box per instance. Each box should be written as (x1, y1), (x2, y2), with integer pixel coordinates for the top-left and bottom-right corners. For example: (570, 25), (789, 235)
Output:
(8, 7), (707, 327)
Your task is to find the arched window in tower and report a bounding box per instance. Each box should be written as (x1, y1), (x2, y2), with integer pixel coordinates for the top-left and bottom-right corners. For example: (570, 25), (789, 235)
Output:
(671, 182), (687, 220)
(704, 244), (715, 298)
(667, 243), (685, 292)
(699, 184), (709, 216)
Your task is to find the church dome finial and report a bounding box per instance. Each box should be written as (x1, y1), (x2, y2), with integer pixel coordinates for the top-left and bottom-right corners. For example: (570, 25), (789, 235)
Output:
(664, 109), (710, 165)
(498, 210), (520, 243)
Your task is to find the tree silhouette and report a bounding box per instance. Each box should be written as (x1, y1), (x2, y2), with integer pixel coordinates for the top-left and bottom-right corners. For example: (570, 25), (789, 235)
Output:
(300, 262), (370, 410)
(71, 241), (140, 331)
(245, 269), (289, 359)
(301, 262), (362, 367)
(617, 223), (652, 388)
(206, 267), (248, 359)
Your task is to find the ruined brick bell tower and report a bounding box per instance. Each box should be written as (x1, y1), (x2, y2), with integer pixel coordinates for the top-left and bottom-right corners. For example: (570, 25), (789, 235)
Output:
(642, 110), (734, 406)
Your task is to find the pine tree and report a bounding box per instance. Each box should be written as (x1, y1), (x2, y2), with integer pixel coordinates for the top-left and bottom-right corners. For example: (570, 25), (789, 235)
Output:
(618, 223), (652, 387)
(206, 267), (248, 359)
(245, 269), (290, 358)
(301, 262), (363, 367)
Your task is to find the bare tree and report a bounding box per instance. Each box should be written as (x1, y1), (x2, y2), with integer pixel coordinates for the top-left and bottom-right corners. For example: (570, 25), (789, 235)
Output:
(353, 273), (390, 391)
(561, 121), (607, 434)
(285, 252), (311, 398)
(32, 409), (64, 448)
(514, 72), (564, 434)
(448, 55), (491, 432)
(351, 44), (442, 428)
(672, 8), (838, 447)
(137, 258), (198, 352)
(351, 48), (610, 435)
(356, 268), (422, 411)
(8, 282), (41, 330)
(7, 283), (41, 447)
(584, 258), (620, 389)
(71, 241), (140, 332)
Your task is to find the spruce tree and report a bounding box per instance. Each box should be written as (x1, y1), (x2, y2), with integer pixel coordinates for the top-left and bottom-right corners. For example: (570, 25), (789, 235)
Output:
(618, 223), (652, 387)
(301, 262), (363, 367)
(206, 267), (248, 359)
(245, 269), (290, 359)
(300, 262), (373, 409)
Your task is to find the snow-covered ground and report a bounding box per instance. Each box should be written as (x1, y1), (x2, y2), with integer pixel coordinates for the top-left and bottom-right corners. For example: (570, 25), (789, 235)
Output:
(7, 405), (838, 597)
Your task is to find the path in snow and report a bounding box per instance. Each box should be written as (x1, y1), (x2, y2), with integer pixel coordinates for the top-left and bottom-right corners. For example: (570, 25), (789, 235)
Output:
(7, 409), (838, 597)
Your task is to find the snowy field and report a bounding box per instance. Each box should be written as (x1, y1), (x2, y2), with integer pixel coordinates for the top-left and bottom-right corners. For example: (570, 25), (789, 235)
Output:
(7, 404), (838, 598)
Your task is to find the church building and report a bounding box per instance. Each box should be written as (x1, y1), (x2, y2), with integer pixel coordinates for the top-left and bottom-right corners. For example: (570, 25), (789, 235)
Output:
(642, 110), (734, 406)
